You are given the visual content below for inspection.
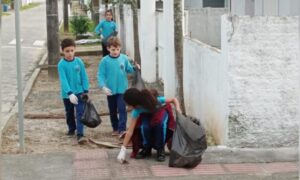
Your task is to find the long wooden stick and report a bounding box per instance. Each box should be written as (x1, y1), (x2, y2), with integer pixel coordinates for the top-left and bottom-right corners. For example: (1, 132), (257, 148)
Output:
(24, 109), (132, 119)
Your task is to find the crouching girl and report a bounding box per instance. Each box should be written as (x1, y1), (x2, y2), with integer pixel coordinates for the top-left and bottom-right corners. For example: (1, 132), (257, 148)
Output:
(117, 88), (181, 163)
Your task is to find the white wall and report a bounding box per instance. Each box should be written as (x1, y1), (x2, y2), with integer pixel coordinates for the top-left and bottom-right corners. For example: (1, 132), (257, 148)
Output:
(222, 15), (299, 147)
(163, 0), (176, 98)
(140, 0), (156, 83)
(233, 0), (300, 16)
(185, 0), (203, 9)
(278, 0), (300, 16)
(157, 11), (165, 81)
(183, 37), (228, 144)
(187, 8), (227, 48)
(124, 5), (135, 58)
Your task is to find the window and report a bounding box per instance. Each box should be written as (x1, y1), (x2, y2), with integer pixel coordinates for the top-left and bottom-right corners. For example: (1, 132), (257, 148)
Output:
(203, 0), (225, 7)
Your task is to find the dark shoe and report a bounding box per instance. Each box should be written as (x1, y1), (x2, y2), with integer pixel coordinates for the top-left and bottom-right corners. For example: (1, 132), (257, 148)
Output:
(157, 149), (165, 162)
(66, 131), (75, 137)
(77, 135), (87, 145)
(136, 148), (151, 159)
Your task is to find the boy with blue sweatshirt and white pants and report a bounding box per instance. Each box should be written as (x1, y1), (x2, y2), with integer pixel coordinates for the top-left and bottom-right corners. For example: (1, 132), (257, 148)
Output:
(98, 37), (140, 136)
(58, 38), (89, 144)
(95, 9), (118, 57)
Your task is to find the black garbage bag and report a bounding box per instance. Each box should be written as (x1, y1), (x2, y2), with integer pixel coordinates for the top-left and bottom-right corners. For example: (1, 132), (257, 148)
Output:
(81, 99), (102, 128)
(131, 69), (146, 90)
(169, 112), (207, 168)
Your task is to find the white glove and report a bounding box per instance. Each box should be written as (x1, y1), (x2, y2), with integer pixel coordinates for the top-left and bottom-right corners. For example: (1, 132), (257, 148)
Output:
(102, 87), (112, 96)
(100, 34), (104, 39)
(117, 146), (126, 163)
(69, 94), (78, 105)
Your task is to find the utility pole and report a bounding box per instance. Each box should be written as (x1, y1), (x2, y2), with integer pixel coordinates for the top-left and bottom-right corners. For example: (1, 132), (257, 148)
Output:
(46, 0), (60, 78)
(174, 0), (186, 114)
(15, 0), (25, 152)
(63, 0), (69, 32)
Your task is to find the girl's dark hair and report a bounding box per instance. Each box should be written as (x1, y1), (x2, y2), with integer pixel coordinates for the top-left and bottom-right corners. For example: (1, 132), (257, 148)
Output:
(124, 88), (158, 113)
(105, 9), (113, 16)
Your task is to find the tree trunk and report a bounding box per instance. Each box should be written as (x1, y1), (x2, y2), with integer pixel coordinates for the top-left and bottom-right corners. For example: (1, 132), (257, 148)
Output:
(46, 0), (60, 79)
(174, 0), (186, 114)
(131, 0), (141, 65)
(91, 0), (100, 24)
(119, 0), (126, 53)
(63, 0), (69, 32)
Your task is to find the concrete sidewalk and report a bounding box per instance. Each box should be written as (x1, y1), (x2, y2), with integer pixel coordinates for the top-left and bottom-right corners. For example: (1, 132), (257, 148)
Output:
(0, 148), (298, 180)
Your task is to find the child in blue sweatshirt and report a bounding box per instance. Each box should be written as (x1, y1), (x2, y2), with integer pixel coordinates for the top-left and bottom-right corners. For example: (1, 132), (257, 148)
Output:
(95, 9), (118, 57)
(58, 38), (89, 144)
(97, 37), (139, 136)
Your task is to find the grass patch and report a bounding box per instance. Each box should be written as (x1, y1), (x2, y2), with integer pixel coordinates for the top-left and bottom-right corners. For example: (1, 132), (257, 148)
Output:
(21, 3), (40, 11)
(1, 12), (11, 16)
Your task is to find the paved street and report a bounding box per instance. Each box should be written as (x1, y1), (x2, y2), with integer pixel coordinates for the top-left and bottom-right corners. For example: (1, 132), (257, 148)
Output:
(1, 0), (63, 115)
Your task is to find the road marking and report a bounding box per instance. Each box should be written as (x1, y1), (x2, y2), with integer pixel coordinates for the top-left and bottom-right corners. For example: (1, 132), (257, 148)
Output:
(8, 39), (24, 45)
(33, 40), (45, 46)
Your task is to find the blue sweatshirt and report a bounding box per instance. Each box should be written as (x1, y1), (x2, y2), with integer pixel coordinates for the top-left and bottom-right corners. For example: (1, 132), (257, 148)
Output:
(58, 57), (89, 99)
(97, 54), (135, 95)
(131, 97), (167, 119)
(94, 20), (117, 40)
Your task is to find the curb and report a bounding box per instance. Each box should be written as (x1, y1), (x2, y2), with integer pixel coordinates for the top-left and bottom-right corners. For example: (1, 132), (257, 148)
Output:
(0, 52), (48, 151)
(202, 146), (298, 164)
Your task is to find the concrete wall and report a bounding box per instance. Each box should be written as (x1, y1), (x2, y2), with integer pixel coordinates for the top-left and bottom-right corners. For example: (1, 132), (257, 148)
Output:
(185, 0), (203, 9)
(140, 0), (156, 83)
(232, 0), (300, 16)
(161, 0), (176, 98)
(157, 11), (164, 81)
(222, 15), (299, 147)
(187, 8), (227, 48)
(123, 5), (135, 58)
(183, 37), (228, 145)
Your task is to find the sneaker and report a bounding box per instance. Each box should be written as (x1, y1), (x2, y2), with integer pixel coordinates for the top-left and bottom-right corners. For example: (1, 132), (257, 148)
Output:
(111, 131), (119, 136)
(66, 131), (75, 137)
(156, 149), (165, 162)
(136, 148), (152, 159)
(77, 136), (87, 145)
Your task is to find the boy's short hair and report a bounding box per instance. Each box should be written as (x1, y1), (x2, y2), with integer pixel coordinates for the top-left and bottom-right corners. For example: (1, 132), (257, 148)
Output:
(61, 38), (76, 50)
(107, 37), (121, 48)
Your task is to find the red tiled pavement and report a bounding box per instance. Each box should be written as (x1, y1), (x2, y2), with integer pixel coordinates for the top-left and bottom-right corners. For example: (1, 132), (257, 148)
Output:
(224, 163), (265, 174)
(192, 164), (227, 175)
(115, 165), (151, 178)
(74, 168), (111, 180)
(151, 165), (190, 177)
(73, 159), (108, 169)
(74, 149), (108, 160)
(262, 162), (298, 173)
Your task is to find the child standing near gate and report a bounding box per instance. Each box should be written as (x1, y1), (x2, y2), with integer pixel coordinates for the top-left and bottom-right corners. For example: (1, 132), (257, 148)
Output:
(95, 9), (118, 57)
(97, 37), (139, 136)
(58, 38), (89, 144)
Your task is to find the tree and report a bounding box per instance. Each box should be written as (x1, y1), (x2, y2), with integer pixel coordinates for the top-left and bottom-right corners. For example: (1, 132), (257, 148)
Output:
(174, 0), (186, 114)
(129, 0), (141, 65)
(90, 0), (100, 24)
(63, 0), (69, 32)
(46, 0), (60, 78)
(119, 0), (126, 53)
